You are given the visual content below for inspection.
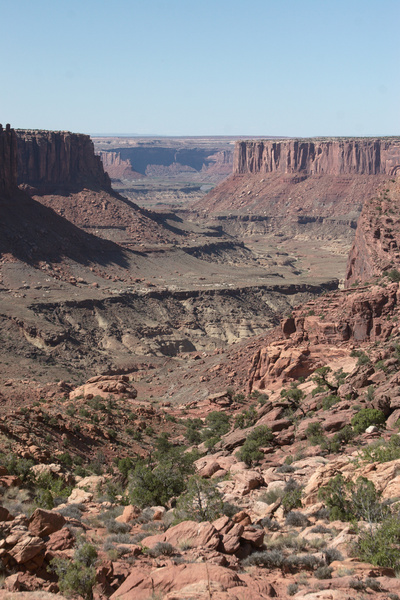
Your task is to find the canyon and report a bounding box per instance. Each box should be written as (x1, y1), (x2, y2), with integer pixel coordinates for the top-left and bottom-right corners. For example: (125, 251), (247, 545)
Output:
(2, 126), (400, 600)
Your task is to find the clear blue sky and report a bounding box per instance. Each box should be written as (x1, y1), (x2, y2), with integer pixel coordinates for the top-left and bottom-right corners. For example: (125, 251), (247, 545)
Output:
(1, 0), (399, 137)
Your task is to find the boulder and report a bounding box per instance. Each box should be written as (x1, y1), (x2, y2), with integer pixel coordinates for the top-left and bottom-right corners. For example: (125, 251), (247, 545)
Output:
(141, 520), (220, 551)
(115, 505), (141, 523)
(28, 509), (66, 538)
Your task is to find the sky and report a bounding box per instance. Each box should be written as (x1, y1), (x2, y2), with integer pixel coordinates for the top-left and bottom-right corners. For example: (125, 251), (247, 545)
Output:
(1, 0), (399, 137)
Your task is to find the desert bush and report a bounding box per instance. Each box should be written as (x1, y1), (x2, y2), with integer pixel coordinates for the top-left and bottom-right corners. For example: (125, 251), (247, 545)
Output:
(364, 577), (381, 591)
(387, 269), (400, 282)
(351, 408), (386, 434)
(0, 453), (34, 483)
(184, 418), (203, 444)
(174, 475), (224, 522)
(285, 511), (309, 527)
(285, 553), (322, 570)
(318, 474), (389, 523)
(305, 422), (325, 445)
(234, 405), (258, 429)
(287, 583), (298, 596)
(242, 549), (284, 568)
(51, 542), (97, 600)
(324, 547), (343, 564)
(348, 578), (366, 590)
(356, 515), (400, 569)
(58, 504), (83, 521)
(322, 395), (339, 410)
(281, 479), (303, 512)
(260, 516), (280, 531)
(310, 524), (331, 534)
(236, 425), (274, 466)
(315, 565), (333, 579)
(360, 435), (400, 463)
(202, 411), (230, 445)
(276, 464), (295, 474)
(146, 542), (176, 557)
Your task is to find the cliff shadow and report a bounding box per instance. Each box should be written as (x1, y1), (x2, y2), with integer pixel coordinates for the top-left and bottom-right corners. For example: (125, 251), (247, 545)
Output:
(0, 190), (130, 270)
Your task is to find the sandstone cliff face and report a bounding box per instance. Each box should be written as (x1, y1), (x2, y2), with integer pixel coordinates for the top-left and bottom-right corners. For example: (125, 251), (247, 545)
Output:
(98, 151), (142, 180)
(234, 138), (400, 176)
(16, 130), (111, 193)
(346, 179), (400, 286)
(0, 124), (18, 197)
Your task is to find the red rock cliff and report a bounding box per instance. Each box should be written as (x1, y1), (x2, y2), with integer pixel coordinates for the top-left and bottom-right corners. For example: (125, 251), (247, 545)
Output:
(0, 124), (18, 197)
(16, 130), (112, 193)
(346, 178), (400, 287)
(234, 139), (400, 176)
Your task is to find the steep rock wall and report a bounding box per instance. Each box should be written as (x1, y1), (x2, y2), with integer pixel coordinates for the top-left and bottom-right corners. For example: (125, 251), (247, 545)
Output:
(98, 151), (142, 180)
(16, 130), (112, 193)
(234, 139), (400, 176)
(0, 124), (18, 197)
(346, 179), (400, 286)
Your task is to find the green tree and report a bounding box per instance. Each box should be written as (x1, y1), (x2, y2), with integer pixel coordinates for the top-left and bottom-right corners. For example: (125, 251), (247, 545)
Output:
(351, 409), (386, 434)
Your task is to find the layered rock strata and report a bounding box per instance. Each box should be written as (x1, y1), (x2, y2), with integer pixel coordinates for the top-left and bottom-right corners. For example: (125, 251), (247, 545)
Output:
(234, 138), (400, 176)
(0, 124), (18, 197)
(16, 129), (111, 193)
(195, 138), (400, 220)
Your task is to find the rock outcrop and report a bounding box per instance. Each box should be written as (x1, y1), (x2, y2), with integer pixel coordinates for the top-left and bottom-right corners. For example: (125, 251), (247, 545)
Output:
(346, 178), (400, 286)
(234, 138), (400, 176)
(0, 124), (18, 197)
(16, 130), (112, 193)
(195, 138), (400, 220)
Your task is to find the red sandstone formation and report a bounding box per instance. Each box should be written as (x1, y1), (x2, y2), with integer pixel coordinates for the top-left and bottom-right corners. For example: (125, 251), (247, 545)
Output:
(195, 138), (400, 218)
(98, 151), (142, 180)
(16, 129), (112, 194)
(346, 179), (400, 286)
(234, 138), (400, 176)
(0, 124), (18, 197)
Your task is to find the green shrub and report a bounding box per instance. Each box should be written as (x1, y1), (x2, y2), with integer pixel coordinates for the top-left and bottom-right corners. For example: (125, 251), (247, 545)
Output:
(51, 542), (97, 600)
(236, 425), (273, 465)
(305, 422), (325, 445)
(201, 411), (230, 444)
(318, 474), (389, 523)
(281, 479), (303, 512)
(356, 515), (400, 569)
(185, 418), (203, 444)
(360, 435), (400, 463)
(387, 269), (400, 282)
(0, 453), (34, 483)
(351, 408), (386, 434)
(234, 406), (258, 429)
